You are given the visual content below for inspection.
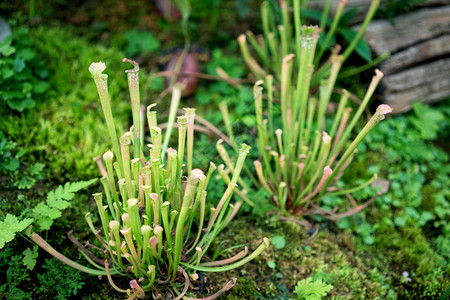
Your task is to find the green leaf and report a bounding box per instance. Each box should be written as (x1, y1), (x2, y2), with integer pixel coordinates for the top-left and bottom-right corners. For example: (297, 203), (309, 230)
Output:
(29, 162), (45, 176)
(358, 223), (372, 236)
(394, 216), (406, 227)
(0, 214), (33, 249)
(22, 246), (39, 270)
(47, 190), (70, 210)
(295, 277), (333, 300)
(12, 58), (26, 72)
(338, 8), (358, 27)
(0, 39), (15, 56)
(15, 176), (36, 190)
(124, 30), (161, 57)
(251, 188), (275, 217)
(271, 235), (286, 249)
(16, 48), (35, 61)
(267, 260), (276, 269)
(32, 203), (61, 231)
(31, 179), (97, 231)
(363, 235), (375, 245)
(301, 9), (332, 26)
(3, 158), (20, 172)
(7, 97), (35, 111)
(340, 29), (372, 62)
(33, 81), (50, 94)
(66, 179), (98, 193)
(1, 67), (14, 79)
(47, 179), (97, 210)
(411, 102), (446, 140)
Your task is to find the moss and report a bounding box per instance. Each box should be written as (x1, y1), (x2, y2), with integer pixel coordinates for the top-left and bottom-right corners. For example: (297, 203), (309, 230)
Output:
(421, 184), (436, 211)
(190, 218), (391, 299)
(355, 218), (449, 299)
(0, 26), (134, 184)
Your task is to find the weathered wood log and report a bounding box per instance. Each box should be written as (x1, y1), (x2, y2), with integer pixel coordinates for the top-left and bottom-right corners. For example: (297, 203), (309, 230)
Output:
(380, 34), (450, 74)
(382, 58), (450, 113)
(363, 6), (450, 55)
(308, 1), (450, 112)
(360, 6), (450, 113)
(308, 0), (450, 24)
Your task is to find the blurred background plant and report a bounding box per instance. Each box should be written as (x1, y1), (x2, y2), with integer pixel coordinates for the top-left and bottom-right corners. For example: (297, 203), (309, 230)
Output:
(215, 0), (392, 223)
(0, 25), (49, 112)
(237, 0), (387, 86)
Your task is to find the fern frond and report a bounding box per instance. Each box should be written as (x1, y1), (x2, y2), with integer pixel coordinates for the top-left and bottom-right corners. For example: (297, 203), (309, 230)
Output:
(0, 214), (33, 249)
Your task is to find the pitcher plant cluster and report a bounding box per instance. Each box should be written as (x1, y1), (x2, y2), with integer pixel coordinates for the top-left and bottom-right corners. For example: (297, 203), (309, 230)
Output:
(27, 59), (269, 300)
(218, 0), (392, 218)
(238, 0), (381, 85)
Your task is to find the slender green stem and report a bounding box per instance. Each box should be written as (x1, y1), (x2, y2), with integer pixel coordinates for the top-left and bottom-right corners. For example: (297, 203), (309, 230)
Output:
(123, 58), (142, 159)
(182, 238), (270, 272)
(28, 232), (113, 276)
(89, 62), (123, 175)
(162, 85), (183, 161)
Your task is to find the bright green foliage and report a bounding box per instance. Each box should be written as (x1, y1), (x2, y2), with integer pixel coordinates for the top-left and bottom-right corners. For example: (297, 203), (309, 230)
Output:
(32, 203), (62, 230)
(0, 179), (96, 249)
(36, 258), (85, 300)
(1, 246), (84, 299)
(48, 180), (97, 209)
(0, 26), (49, 112)
(294, 277), (333, 300)
(31, 179), (97, 230)
(359, 99), (450, 260)
(271, 235), (286, 249)
(0, 253), (33, 299)
(0, 131), (20, 173)
(0, 26), (131, 182)
(22, 245), (38, 270)
(410, 102), (447, 140)
(0, 214), (33, 248)
(0, 130), (45, 190)
(123, 29), (161, 57)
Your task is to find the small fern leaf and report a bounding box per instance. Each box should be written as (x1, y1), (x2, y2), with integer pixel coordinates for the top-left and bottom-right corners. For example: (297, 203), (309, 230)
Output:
(47, 179), (97, 210)
(67, 179), (98, 193)
(33, 203), (61, 231)
(295, 277), (333, 300)
(22, 245), (39, 270)
(47, 190), (70, 210)
(0, 214), (33, 249)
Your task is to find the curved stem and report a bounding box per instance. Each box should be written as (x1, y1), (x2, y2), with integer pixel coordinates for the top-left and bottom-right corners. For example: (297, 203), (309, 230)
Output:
(28, 232), (113, 276)
(182, 238), (269, 272)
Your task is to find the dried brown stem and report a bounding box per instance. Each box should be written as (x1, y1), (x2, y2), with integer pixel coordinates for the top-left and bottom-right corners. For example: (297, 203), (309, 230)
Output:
(67, 230), (105, 265)
(279, 216), (312, 229)
(104, 259), (127, 293)
(332, 88), (372, 120)
(201, 246), (248, 267)
(184, 278), (237, 300)
(174, 267), (190, 300)
(94, 156), (108, 177)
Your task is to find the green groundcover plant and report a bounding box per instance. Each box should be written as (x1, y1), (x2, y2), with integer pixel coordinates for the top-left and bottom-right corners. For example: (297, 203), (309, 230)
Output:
(294, 277), (333, 300)
(0, 26), (49, 112)
(22, 59), (269, 299)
